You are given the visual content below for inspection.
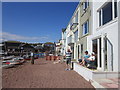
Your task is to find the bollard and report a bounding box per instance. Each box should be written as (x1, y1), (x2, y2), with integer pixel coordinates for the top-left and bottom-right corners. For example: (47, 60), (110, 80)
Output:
(54, 56), (56, 61)
(46, 56), (48, 61)
(49, 56), (51, 60)
(52, 56), (54, 61)
(56, 56), (58, 61)
(58, 56), (60, 60)
(50, 56), (51, 61)
(51, 56), (53, 61)
(48, 56), (50, 61)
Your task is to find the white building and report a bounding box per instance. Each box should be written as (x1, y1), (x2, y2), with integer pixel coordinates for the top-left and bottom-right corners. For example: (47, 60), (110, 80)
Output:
(60, 0), (119, 81)
(73, 0), (119, 81)
(60, 0), (119, 82)
(87, 0), (119, 72)
(61, 28), (67, 56)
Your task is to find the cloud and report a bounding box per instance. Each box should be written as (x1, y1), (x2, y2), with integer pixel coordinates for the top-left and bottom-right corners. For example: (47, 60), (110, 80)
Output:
(0, 32), (52, 43)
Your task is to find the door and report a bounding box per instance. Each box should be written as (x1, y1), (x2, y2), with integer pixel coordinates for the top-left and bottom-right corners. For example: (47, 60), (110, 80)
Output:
(92, 39), (98, 67)
(92, 38), (102, 68)
(104, 36), (113, 71)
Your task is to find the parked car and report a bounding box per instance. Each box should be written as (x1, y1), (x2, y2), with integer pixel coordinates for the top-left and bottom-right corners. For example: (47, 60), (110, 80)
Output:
(2, 56), (14, 60)
(2, 60), (15, 69)
(13, 57), (25, 64)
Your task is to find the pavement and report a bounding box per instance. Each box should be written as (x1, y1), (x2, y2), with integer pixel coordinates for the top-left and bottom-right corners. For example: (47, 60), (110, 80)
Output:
(2, 58), (95, 88)
(92, 78), (119, 88)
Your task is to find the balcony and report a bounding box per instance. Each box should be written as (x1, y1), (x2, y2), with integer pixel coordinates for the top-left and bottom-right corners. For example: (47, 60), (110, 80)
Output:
(70, 23), (78, 30)
(68, 43), (74, 46)
(67, 38), (74, 46)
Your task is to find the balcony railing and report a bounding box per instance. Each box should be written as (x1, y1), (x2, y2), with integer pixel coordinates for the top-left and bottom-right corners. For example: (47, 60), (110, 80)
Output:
(70, 23), (78, 30)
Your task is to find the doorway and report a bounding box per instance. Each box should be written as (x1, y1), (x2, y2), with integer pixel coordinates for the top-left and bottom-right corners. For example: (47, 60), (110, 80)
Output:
(92, 39), (98, 67)
(92, 38), (102, 68)
(104, 36), (113, 71)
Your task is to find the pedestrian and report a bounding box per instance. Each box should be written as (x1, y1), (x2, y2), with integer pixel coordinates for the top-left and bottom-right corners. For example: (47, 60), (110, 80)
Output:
(31, 51), (34, 64)
(65, 49), (72, 71)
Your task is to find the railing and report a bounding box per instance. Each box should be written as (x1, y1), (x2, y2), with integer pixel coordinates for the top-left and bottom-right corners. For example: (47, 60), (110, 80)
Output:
(70, 23), (78, 30)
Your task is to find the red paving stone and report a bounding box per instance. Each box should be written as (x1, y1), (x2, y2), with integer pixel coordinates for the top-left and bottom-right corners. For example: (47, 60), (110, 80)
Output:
(2, 58), (95, 88)
(109, 78), (119, 83)
(100, 83), (118, 88)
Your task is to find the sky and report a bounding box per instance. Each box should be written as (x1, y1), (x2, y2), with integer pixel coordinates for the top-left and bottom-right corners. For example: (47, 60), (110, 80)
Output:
(2, 2), (78, 43)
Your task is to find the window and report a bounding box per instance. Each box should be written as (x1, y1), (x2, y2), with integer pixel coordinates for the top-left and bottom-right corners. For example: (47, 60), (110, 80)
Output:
(83, 0), (89, 10)
(103, 2), (112, 25)
(99, 10), (102, 26)
(82, 20), (89, 35)
(114, 0), (117, 18)
(99, 1), (118, 26)
(74, 30), (78, 42)
(75, 12), (78, 23)
(81, 44), (83, 54)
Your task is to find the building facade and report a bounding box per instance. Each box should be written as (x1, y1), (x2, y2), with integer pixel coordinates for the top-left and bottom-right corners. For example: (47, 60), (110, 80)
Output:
(61, 28), (67, 56)
(87, 0), (119, 72)
(61, 0), (119, 80)
(78, 0), (92, 60)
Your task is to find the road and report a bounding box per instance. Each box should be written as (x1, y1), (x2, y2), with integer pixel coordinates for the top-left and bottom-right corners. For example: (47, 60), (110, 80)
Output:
(2, 58), (95, 88)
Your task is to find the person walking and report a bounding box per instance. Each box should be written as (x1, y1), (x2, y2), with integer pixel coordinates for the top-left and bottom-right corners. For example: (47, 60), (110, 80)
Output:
(65, 49), (72, 71)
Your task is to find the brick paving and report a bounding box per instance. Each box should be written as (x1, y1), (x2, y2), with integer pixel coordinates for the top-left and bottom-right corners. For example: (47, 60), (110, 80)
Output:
(98, 78), (119, 88)
(2, 58), (95, 88)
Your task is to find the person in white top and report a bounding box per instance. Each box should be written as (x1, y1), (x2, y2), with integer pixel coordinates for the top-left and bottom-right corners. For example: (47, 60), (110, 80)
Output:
(30, 51), (34, 64)
(82, 52), (95, 66)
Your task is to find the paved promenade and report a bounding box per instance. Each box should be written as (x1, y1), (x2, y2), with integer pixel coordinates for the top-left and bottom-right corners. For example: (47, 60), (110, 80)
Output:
(2, 58), (95, 88)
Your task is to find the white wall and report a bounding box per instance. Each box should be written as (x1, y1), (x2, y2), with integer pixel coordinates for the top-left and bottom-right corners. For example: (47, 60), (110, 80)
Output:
(118, 0), (120, 73)
(87, 0), (119, 72)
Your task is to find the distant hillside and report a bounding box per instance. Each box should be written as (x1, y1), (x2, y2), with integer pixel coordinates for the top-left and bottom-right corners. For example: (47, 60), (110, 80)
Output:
(4, 40), (23, 43)
(45, 42), (54, 44)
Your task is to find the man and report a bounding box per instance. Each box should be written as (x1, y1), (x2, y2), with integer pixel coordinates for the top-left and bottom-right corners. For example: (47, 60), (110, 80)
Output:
(65, 49), (72, 71)
(82, 52), (95, 66)
(79, 51), (90, 64)
(31, 51), (34, 64)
